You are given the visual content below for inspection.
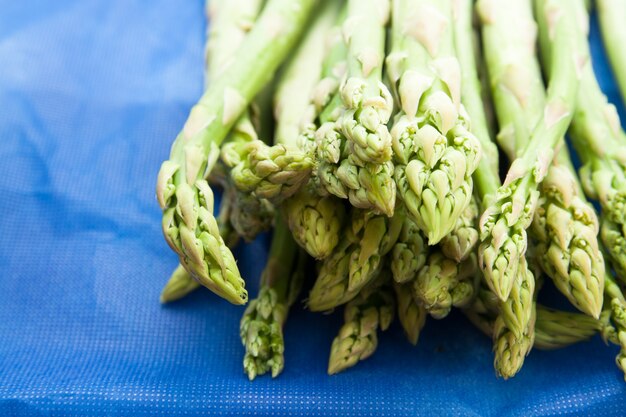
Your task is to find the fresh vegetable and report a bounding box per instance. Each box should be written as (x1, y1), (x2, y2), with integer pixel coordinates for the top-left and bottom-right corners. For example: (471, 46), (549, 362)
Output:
(155, 0), (626, 381)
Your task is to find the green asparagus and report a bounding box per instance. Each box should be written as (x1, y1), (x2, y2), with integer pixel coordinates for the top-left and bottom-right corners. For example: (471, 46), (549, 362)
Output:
(477, 0), (585, 301)
(327, 272), (395, 374)
(156, 0), (315, 304)
(394, 281), (427, 345)
(386, 0), (481, 244)
(240, 216), (306, 380)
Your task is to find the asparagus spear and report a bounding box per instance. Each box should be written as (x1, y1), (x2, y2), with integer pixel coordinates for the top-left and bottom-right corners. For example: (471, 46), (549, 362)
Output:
(283, 186), (346, 259)
(386, 0), (482, 243)
(560, 5), (626, 285)
(534, 305), (602, 350)
(597, 0), (626, 106)
(466, 287), (601, 350)
(390, 211), (427, 284)
(413, 251), (478, 319)
(478, 0), (605, 317)
(230, 0), (342, 204)
(160, 0), (264, 303)
(327, 272), (395, 374)
(240, 216), (306, 380)
(307, 211), (364, 312)
(462, 0), (538, 377)
(307, 208), (401, 311)
(282, 14), (349, 260)
(319, 0), (397, 216)
(476, 0), (586, 301)
(393, 281), (427, 345)
(348, 210), (403, 293)
(531, 151), (605, 318)
(156, 0), (315, 304)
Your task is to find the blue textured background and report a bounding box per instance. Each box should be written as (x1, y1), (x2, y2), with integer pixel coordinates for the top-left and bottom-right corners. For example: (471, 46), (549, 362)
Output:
(1, 1), (626, 416)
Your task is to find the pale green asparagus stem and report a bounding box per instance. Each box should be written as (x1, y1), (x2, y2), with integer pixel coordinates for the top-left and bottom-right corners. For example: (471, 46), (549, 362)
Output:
(386, 0), (482, 243)
(156, 0), (315, 304)
(393, 281), (427, 345)
(208, 0), (274, 242)
(327, 274), (395, 374)
(597, 0), (626, 106)
(413, 251), (478, 319)
(456, 1), (537, 377)
(240, 216), (304, 380)
(452, 0), (500, 201)
(563, 7), (626, 284)
(477, 0), (585, 301)
(230, 0), (342, 204)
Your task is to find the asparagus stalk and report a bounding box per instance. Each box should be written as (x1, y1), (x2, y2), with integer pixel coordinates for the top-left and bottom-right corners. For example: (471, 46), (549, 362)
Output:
(327, 273), (395, 374)
(476, 0), (585, 301)
(534, 305), (602, 350)
(413, 251), (478, 319)
(561, 5), (626, 284)
(348, 210), (404, 293)
(156, 0), (315, 304)
(390, 212), (427, 284)
(320, 0), (397, 216)
(282, 13), (349, 260)
(205, 0), (268, 234)
(160, 0), (263, 303)
(452, 0), (500, 201)
(466, 286), (601, 350)
(531, 150), (605, 317)
(457, 0), (537, 362)
(239, 216), (305, 380)
(479, 0), (605, 317)
(307, 212), (364, 311)
(597, 0), (626, 106)
(338, 0), (393, 164)
(386, 0), (482, 243)
(393, 281), (427, 345)
(283, 186), (346, 259)
(230, 0), (342, 204)
(307, 208), (401, 311)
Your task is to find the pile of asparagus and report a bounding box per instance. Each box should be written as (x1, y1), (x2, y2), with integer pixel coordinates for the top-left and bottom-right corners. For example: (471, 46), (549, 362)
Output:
(156, 0), (626, 380)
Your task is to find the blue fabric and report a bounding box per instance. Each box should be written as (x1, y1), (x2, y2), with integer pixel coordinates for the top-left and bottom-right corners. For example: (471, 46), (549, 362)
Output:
(1, 1), (625, 416)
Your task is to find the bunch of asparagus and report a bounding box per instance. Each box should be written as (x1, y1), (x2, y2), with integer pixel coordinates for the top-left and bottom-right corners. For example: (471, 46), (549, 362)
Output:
(156, 0), (626, 381)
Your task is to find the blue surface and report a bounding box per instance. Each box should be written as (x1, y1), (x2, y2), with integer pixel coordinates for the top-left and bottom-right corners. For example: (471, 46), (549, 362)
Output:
(1, 1), (625, 416)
